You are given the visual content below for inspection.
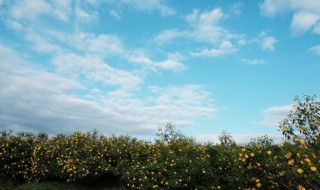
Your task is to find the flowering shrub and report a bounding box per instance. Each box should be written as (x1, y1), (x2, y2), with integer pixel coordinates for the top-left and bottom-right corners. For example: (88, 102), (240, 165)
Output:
(0, 131), (43, 182)
(0, 129), (319, 189)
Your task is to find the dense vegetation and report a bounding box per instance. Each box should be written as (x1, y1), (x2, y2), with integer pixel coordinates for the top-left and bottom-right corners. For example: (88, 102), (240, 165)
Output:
(1, 95), (319, 190)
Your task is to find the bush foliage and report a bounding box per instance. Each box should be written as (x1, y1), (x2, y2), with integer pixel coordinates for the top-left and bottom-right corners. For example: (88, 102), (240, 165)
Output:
(1, 95), (319, 189)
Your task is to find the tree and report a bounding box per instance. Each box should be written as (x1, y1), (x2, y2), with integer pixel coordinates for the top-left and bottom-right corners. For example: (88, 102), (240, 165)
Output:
(156, 122), (194, 144)
(218, 130), (236, 147)
(279, 94), (320, 150)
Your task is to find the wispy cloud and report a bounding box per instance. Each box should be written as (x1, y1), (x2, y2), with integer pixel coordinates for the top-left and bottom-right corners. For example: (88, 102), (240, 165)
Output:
(25, 32), (62, 53)
(240, 58), (266, 65)
(7, 0), (73, 22)
(52, 53), (142, 89)
(108, 9), (122, 20)
(259, 31), (277, 51)
(125, 50), (185, 72)
(9, 0), (52, 21)
(154, 8), (233, 45)
(154, 8), (243, 58)
(260, 0), (320, 35)
(309, 45), (320, 55)
(154, 8), (277, 59)
(228, 2), (244, 17)
(154, 29), (185, 45)
(75, 7), (97, 22)
(191, 41), (237, 57)
(104, 0), (175, 16)
(259, 105), (292, 127)
(185, 8), (228, 44)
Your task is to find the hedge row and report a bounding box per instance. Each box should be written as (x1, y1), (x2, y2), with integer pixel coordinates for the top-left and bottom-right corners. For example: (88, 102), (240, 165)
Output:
(1, 129), (319, 190)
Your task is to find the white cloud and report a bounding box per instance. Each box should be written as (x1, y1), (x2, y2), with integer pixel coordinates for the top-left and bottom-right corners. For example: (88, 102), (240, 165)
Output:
(3, 19), (23, 31)
(156, 60), (185, 71)
(154, 29), (184, 45)
(185, 8), (229, 44)
(228, 2), (244, 16)
(259, 31), (277, 51)
(153, 8), (244, 58)
(155, 8), (231, 45)
(104, 0), (175, 16)
(49, 32), (124, 56)
(259, 0), (289, 17)
(259, 105), (292, 127)
(309, 45), (320, 55)
(109, 9), (121, 20)
(102, 85), (214, 131)
(75, 7), (97, 22)
(126, 0), (175, 16)
(25, 32), (62, 53)
(87, 34), (124, 55)
(52, 53), (142, 89)
(125, 50), (185, 71)
(240, 58), (266, 65)
(260, 0), (320, 35)
(51, 0), (73, 22)
(87, 0), (99, 6)
(9, 0), (52, 21)
(41, 30), (184, 72)
(191, 41), (236, 57)
(8, 0), (73, 22)
(0, 44), (28, 66)
(291, 12), (320, 35)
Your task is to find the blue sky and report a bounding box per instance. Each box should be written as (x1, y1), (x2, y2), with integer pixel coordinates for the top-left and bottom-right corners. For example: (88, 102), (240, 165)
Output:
(0, 0), (319, 143)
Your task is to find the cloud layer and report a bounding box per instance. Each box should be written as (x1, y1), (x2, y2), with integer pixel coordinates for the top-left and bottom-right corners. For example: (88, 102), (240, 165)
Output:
(0, 0), (215, 137)
(0, 43), (214, 136)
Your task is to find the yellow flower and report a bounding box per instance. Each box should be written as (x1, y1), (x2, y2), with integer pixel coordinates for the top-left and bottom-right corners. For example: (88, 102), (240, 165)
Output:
(256, 179), (260, 183)
(285, 152), (292, 159)
(267, 151), (272, 155)
(311, 167), (317, 171)
(297, 185), (306, 190)
(250, 153), (255, 157)
(256, 183), (261, 188)
(297, 168), (303, 174)
(305, 158), (311, 163)
(288, 159), (294, 165)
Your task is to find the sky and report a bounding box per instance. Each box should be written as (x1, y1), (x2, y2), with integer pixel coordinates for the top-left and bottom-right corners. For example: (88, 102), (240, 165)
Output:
(0, 0), (319, 143)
